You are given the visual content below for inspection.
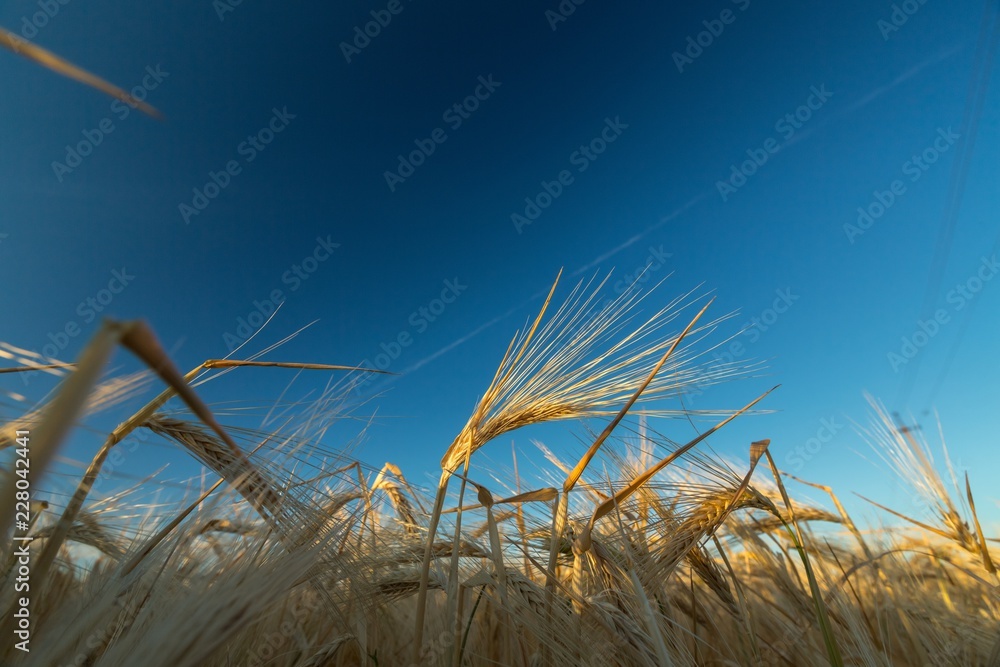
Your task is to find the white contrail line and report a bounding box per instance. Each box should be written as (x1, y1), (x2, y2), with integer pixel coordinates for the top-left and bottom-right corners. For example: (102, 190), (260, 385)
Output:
(375, 45), (967, 382)
(844, 43), (963, 116)
(571, 193), (706, 277)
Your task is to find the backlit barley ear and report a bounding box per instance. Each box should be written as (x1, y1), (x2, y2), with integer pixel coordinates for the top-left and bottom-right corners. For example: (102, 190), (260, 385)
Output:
(320, 491), (365, 517)
(857, 396), (989, 562)
(749, 507), (840, 533)
(685, 547), (737, 612)
(376, 568), (447, 602)
(372, 477), (419, 533)
(29, 510), (126, 560)
(507, 568), (548, 615)
(142, 415), (288, 525)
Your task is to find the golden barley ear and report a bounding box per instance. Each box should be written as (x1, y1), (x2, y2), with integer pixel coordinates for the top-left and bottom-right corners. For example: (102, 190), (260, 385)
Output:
(0, 27), (162, 118)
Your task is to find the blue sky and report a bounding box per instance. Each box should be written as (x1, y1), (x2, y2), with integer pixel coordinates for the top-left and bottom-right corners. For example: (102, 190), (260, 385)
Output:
(2, 0), (998, 525)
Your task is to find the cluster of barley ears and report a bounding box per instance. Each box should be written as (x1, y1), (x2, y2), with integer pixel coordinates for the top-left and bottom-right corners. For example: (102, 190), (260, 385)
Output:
(0, 273), (997, 667)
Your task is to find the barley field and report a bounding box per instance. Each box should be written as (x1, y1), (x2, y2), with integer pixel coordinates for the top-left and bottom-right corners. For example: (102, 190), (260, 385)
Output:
(1, 276), (997, 666)
(3, 6), (999, 667)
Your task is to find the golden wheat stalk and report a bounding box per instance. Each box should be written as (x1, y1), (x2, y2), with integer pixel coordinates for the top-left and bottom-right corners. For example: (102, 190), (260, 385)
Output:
(0, 26), (161, 117)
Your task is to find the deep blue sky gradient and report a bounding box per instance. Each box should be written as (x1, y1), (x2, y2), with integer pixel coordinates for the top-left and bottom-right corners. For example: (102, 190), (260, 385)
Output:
(2, 0), (998, 524)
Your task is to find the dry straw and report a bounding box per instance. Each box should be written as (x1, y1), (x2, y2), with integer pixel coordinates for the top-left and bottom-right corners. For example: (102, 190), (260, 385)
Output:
(1, 296), (997, 665)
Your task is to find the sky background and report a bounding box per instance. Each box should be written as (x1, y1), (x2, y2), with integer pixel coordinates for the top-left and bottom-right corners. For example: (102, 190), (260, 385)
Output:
(2, 0), (998, 526)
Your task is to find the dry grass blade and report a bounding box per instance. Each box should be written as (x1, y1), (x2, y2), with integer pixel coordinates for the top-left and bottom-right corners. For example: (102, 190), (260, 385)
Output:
(0, 363), (75, 374)
(201, 359), (394, 373)
(24, 322), (362, 594)
(0, 341), (72, 378)
(496, 487), (559, 505)
(965, 472), (996, 574)
(584, 386), (777, 535)
(442, 487), (558, 513)
(0, 27), (161, 117)
(629, 568), (674, 666)
(0, 321), (121, 538)
(763, 448), (843, 667)
(854, 493), (961, 542)
(24, 355), (206, 591)
(473, 481), (509, 608)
